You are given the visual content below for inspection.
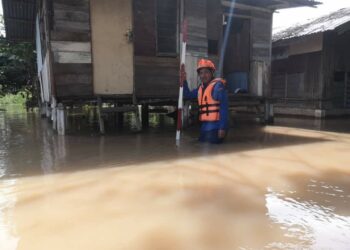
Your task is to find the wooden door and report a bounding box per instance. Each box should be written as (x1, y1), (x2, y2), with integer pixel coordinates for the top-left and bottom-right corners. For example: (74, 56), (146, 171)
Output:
(223, 18), (250, 74)
(90, 0), (134, 95)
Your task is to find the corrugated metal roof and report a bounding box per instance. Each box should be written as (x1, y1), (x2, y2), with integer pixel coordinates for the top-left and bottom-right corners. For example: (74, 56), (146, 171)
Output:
(2, 0), (36, 41)
(226, 0), (320, 10)
(274, 8), (350, 41)
(273, 0), (320, 9)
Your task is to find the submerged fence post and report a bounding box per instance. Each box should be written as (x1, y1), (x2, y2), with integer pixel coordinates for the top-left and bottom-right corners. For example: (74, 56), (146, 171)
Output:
(51, 98), (57, 130)
(45, 102), (51, 119)
(97, 97), (105, 134)
(135, 105), (142, 131)
(57, 103), (66, 136)
(264, 100), (274, 124)
(142, 104), (149, 129)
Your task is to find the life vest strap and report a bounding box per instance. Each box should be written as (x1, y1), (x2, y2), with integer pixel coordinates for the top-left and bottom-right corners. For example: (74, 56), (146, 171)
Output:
(199, 110), (220, 115)
(199, 103), (220, 108)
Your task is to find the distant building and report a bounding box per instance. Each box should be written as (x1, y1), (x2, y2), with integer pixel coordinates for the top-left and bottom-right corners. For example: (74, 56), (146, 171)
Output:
(272, 8), (350, 117)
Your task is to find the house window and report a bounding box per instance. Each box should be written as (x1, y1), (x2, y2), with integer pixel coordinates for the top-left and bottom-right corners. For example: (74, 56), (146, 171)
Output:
(156, 0), (178, 56)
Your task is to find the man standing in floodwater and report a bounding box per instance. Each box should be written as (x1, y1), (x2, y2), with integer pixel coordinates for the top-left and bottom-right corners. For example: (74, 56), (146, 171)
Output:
(181, 59), (229, 144)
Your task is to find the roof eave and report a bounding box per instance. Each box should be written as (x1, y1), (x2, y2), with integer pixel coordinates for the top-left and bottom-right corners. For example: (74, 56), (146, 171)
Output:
(270, 0), (321, 10)
(2, 0), (37, 42)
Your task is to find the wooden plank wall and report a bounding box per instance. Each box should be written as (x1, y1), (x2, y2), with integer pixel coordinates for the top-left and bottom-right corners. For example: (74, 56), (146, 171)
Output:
(51, 0), (93, 98)
(207, 0), (222, 44)
(218, 4), (274, 97)
(133, 0), (156, 56)
(332, 31), (350, 109)
(206, 0), (222, 75)
(271, 73), (286, 98)
(250, 9), (273, 97)
(134, 0), (179, 99)
(135, 56), (179, 98)
(271, 50), (322, 108)
(304, 52), (322, 100)
(223, 17), (250, 74)
(156, 1), (178, 55)
(322, 32), (336, 109)
(184, 0), (208, 90)
(334, 31), (350, 72)
(346, 73), (350, 108)
(186, 0), (208, 55)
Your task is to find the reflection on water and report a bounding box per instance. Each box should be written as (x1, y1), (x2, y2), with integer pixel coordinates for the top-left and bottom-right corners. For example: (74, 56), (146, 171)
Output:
(274, 116), (350, 133)
(0, 109), (8, 178)
(0, 106), (350, 249)
(266, 181), (350, 249)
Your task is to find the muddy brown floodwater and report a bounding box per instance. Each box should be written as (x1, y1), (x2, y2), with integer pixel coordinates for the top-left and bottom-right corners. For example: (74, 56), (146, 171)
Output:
(1, 106), (350, 250)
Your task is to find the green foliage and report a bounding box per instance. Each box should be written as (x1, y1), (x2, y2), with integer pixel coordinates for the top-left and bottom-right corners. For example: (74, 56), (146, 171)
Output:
(0, 39), (36, 96)
(0, 15), (37, 106)
(0, 92), (27, 106)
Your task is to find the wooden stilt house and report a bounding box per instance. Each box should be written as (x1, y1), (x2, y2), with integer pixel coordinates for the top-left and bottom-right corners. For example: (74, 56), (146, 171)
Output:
(272, 8), (350, 117)
(2, 0), (319, 134)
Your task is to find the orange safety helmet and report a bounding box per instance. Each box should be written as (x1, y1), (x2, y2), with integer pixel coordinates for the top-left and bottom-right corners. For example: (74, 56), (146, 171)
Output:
(197, 59), (216, 73)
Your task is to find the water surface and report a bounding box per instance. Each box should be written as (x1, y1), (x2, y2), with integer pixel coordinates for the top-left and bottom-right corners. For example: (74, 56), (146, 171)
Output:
(1, 107), (350, 249)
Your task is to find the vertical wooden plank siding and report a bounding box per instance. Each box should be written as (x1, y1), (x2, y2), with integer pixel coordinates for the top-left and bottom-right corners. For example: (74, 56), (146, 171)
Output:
(134, 57), (179, 98)
(51, 0), (93, 98)
(134, 0), (180, 98)
(185, 0), (208, 56)
(156, 0), (178, 55)
(250, 9), (273, 97)
(321, 32), (336, 109)
(272, 32), (325, 108)
(206, 0), (222, 71)
(184, 0), (208, 90)
(133, 0), (156, 56)
(223, 18), (251, 74)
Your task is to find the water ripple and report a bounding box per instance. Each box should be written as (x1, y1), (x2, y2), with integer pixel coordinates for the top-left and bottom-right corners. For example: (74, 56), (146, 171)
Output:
(265, 182), (350, 249)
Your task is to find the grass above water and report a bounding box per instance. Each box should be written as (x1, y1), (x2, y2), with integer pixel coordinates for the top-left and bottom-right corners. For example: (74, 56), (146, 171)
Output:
(0, 92), (27, 106)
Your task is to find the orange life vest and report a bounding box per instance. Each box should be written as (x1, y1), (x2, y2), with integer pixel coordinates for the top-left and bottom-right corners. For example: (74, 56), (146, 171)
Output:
(198, 78), (225, 122)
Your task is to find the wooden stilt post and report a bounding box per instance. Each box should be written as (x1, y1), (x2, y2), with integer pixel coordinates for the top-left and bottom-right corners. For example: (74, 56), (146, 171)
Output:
(268, 103), (274, 124)
(264, 101), (269, 124)
(51, 98), (57, 130)
(46, 102), (51, 119)
(40, 102), (47, 117)
(142, 104), (149, 129)
(57, 103), (66, 135)
(65, 106), (69, 131)
(135, 105), (142, 131)
(117, 103), (124, 129)
(264, 100), (274, 124)
(97, 97), (105, 134)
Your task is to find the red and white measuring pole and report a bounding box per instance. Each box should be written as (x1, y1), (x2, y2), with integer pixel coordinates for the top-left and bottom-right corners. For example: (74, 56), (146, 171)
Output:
(176, 19), (188, 144)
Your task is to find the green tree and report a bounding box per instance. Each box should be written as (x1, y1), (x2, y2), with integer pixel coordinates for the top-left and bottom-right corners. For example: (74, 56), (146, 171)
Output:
(0, 15), (37, 106)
